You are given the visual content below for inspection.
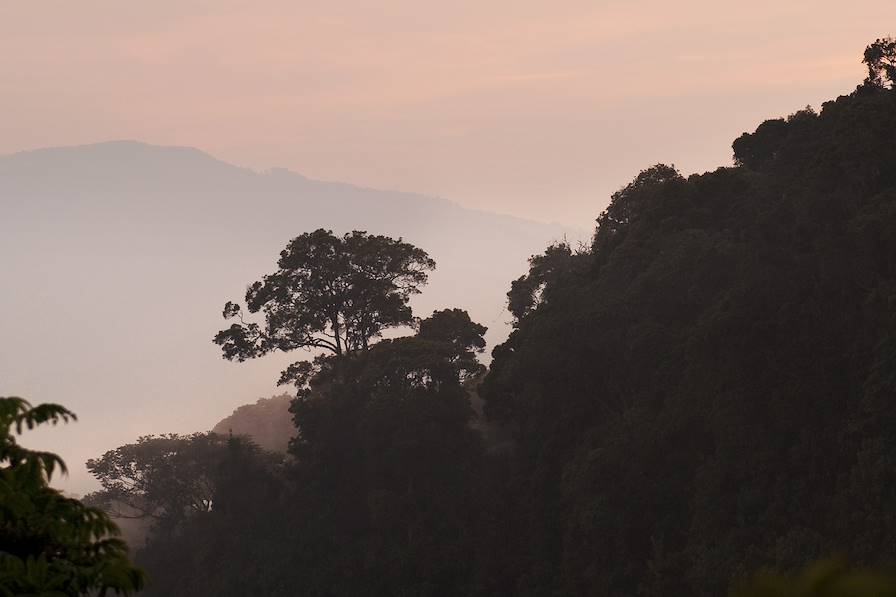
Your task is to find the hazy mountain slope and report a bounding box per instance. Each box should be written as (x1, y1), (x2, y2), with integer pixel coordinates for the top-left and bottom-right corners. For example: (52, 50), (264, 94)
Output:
(212, 395), (294, 453)
(0, 140), (579, 492)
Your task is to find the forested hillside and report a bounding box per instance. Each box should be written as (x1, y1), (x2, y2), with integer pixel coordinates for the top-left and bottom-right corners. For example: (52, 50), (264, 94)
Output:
(77, 40), (896, 597)
(481, 43), (896, 595)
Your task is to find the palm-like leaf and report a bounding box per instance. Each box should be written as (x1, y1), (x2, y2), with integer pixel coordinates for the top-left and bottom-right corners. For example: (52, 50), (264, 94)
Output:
(0, 396), (145, 596)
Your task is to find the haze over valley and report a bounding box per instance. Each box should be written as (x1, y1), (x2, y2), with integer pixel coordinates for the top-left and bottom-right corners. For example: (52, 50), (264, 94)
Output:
(0, 140), (577, 492)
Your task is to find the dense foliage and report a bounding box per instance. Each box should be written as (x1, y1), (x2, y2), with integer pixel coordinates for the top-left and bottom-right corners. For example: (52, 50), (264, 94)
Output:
(214, 228), (435, 360)
(0, 397), (143, 596)
(102, 313), (493, 597)
(480, 50), (896, 596)
(86, 433), (283, 534)
(83, 40), (896, 596)
(95, 434), (286, 596)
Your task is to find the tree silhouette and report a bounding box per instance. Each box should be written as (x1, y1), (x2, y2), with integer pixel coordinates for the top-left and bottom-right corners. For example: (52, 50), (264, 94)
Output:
(507, 242), (580, 324)
(88, 433), (286, 597)
(417, 308), (488, 380)
(864, 37), (896, 88)
(214, 229), (435, 382)
(86, 433), (274, 531)
(283, 311), (489, 597)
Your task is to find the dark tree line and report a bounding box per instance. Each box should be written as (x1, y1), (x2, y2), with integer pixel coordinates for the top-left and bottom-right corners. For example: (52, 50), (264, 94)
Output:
(72, 38), (896, 596)
(84, 228), (498, 596)
(480, 37), (896, 596)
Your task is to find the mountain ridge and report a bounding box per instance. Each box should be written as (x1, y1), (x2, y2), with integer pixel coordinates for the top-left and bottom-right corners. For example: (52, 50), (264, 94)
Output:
(0, 140), (580, 234)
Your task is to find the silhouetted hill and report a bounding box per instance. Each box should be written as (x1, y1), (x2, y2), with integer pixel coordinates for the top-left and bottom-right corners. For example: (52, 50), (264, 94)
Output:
(212, 395), (294, 453)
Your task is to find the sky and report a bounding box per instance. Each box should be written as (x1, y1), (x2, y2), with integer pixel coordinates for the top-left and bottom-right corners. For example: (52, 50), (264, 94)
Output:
(1, 1), (892, 226)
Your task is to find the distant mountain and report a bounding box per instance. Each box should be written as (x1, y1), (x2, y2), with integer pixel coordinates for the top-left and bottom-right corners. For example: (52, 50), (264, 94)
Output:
(0, 140), (580, 492)
(212, 394), (294, 453)
(2, 140), (580, 352)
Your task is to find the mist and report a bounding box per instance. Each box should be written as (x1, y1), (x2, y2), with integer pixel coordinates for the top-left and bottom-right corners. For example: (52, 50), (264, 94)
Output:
(0, 140), (578, 493)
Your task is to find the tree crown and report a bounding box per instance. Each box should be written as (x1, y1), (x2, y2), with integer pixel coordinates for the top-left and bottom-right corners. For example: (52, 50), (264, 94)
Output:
(864, 36), (896, 88)
(214, 229), (435, 361)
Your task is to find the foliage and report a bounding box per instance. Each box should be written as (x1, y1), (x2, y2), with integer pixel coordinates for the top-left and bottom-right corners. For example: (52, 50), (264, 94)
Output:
(592, 163), (684, 254)
(732, 560), (896, 597)
(507, 242), (584, 325)
(125, 435), (287, 597)
(0, 396), (144, 596)
(100, 298), (490, 594)
(480, 49), (896, 596)
(214, 229), (435, 363)
(864, 37), (896, 88)
(732, 107), (816, 171)
(280, 320), (489, 597)
(416, 308), (488, 380)
(86, 433), (281, 532)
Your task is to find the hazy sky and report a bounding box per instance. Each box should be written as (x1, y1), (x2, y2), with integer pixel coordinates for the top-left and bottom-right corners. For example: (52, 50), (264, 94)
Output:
(1, 1), (892, 226)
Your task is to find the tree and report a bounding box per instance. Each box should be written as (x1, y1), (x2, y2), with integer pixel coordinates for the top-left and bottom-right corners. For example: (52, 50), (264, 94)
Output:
(417, 308), (488, 381)
(864, 37), (896, 89)
(733, 118), (790, 170)
(507, 242), (580, 325)
(283, 310), (489, 597)
(214, 229), (435, 370)
(86, 433), (280, 533)
(287, 308), (489, 451)
(480, 44), (896, 596)
(593, 163), (683, 254)
(732, 108), (817, 171)
(127, 310), (489, 597)
(87, 433), (289, 597)
(0, 396), (144, 596)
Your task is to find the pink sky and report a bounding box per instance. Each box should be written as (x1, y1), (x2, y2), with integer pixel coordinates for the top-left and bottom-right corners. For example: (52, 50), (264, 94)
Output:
(0, 0), (892, 225)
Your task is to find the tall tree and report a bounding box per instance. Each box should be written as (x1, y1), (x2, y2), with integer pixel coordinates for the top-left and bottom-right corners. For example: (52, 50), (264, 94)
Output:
(480, 40), (896, 596)
(121, 310), (490, 597)
(864, 36), (896, 88)
(417, 308), (488, 381)
(90, 434), (288, 597)
(86, 433), (281, 533)
(214, 229), (436, 377)
(506, 243), (581, 325)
